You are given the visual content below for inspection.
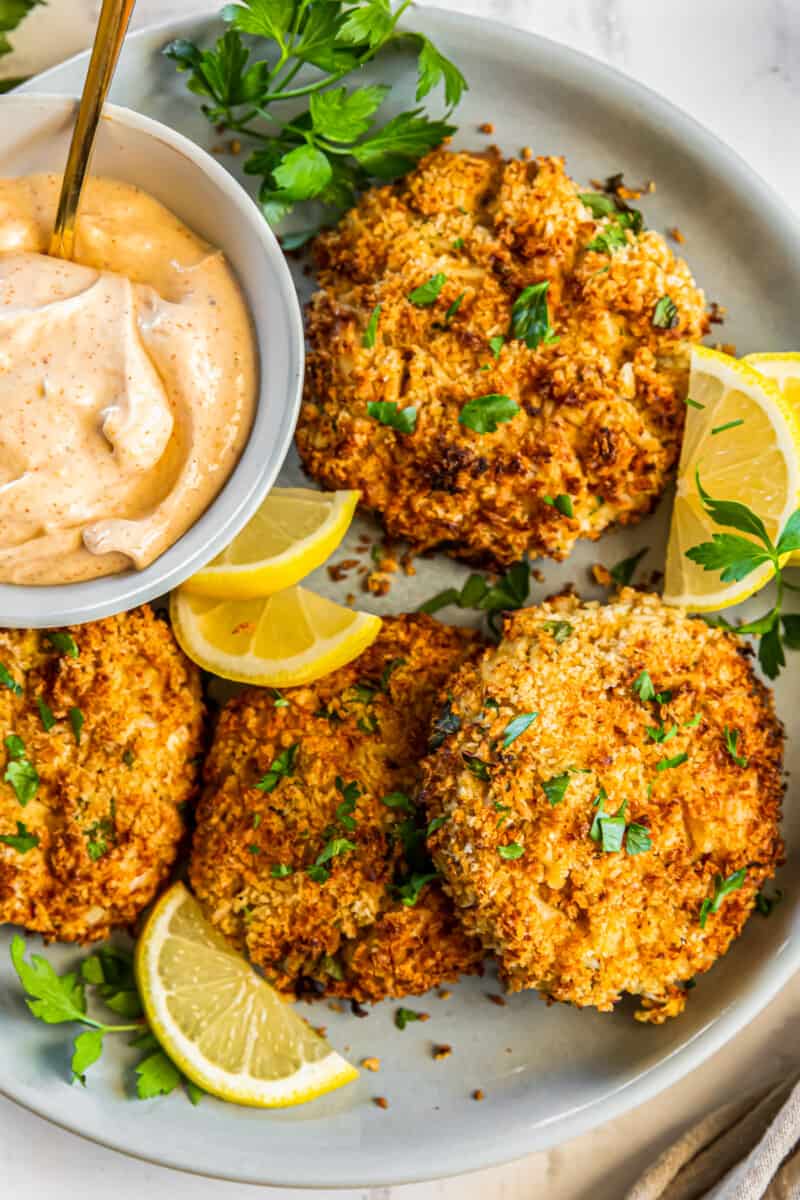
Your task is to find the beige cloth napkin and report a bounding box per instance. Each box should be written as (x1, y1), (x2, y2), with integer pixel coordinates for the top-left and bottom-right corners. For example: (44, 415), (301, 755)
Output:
(626, 1073), (800, 1200)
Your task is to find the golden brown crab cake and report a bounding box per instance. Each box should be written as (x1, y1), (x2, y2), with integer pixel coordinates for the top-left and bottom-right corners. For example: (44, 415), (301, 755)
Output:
(0, 607), (205, 942)
(296, 147), (709, 569)
(420, 590), (784, 1022)
(189, 614), (485, 1001)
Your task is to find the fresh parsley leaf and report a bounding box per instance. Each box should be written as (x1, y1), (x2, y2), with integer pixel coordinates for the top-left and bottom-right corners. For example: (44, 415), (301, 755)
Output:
(0, 662), (22, 694)
(0, 0), (42, 59)
(459, 393), (519, 434)
(541, 620), (573, 643)
(273, 143), (332, 200)
(686, 533), (771, 583)
(598, 808), (627, 853)
(135, 1050), (183, 1100)
(415, 34), (468, 108)
(36, 696), (55, 732)
(408, 272), (446, 306)
(280, 228), (318, 250)
(441, 292), (465, 323)
(656, 751), (688, 772)
(223, 0), (295, 41)
(0, 820), (39, 853)
(5, 734), (25, 760)
(363, 303), (381, 348)
(579, 192), (618, 218)
(255, 743), (298, 792)
(694, 470), (772, 545)
(186, 1081), (205, 1105)
(314, 836), (357, 867)
(271, 862), (293, 878)
(610, 547), (648, 588)
(489, 335), (505, 358)
(395, 870), (438, 906)
(776, 509), (800, 557)
(502, 712), (538, 748)
(699, 868), (747, 927)
(395, 1006), (423, 1030)
(632, 670), (656, 702)
(4, 736), (38, 807)
(71, 1028), (105, 1085)
(84, 816), (113, 862)
(586, 222), (629, 254)
(426, 815), (448, 836)
(646, 723), (677, 744)
(755, 889), (783, 917)
(462, 753), (491, 780)
(351, 111), (456, 179)
(625, 822), (652, 856)
(310, 83), (389, 142)
(367, 400), (417, 434)
(381, 791), (415, 813)
(652, 295), (678, 329)
(782, 613), (800, 649)
(44, 631), (79, 658)
(723, 726), (748, 768)
(10, 936), (87, 1024)
(69, 706), (84, 745)
(543, 493), (574, 517)
(542, 772), (571, 807)
(498, 841), (524, 860)
(338, 0), (394, 48)
(758, 622), (785, 680)
(418, 587), (461, 615)
(509, 281), (559, 350)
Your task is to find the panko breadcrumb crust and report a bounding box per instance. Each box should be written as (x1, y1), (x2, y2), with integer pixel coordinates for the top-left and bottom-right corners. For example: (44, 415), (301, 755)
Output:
(297, 147), (709, 568)
(420, 590), (784, 1022)
(189, 614), (485, 1001)
(0, 607), (205, 942)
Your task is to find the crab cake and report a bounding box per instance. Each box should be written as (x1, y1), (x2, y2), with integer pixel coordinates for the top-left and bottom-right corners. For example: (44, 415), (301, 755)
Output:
(0, 607), (204, 942)
(189, 614), (485, 1001)
(421, 590), (784, 1022)
(297, 148), (709, 569)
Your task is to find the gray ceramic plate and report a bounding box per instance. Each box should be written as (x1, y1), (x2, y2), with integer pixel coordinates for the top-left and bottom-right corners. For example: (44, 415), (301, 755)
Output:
(3, 6), (800, 1187)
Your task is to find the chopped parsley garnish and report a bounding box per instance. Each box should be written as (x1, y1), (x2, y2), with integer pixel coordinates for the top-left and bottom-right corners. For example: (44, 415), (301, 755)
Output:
(380, 657), (406, 690)
(0, 663), (22, 695)
(625, 822), (652, 856)
(723, 726), (748, 767)
(44, 631), (79, 658)
(36, 696), (56, 732)
(255, 743), (299, 793)
(755, 889), (783, 917)
(452, 237), (464, 250)
(395, 1006), (424, 1030)
(395, 870), (438, 906)
(646, 723), (677, 744)
(609, 546), (648, 588)
(685, 396), (704, 410)
(711, 419), (745, 436)
(497, 842), (524, 860)
(69, 706), (84, 745)
(652, 295), (679, 329)
(367, 400), (417, 434)
(502, 712), (538, 748)
(271, 688), (289, 708)
(429, 698), (461, 749)
(541, 620), (573, 643)
(579, 192), (618, 218)
(307, 836), (356, 884)
(427, 815), (448, 836)
(586, 223), (629, 255)
(335, 777), (361, 828)
(122, 749), (136, 768)
(442, 292), (465, 323)
(489, 334), (505, 358)
(381, 791), (415, 813)
(683, 713), (702, 728)
(632, 670), (656, 702)
(462, 753), (491, 780)
(252, 813), (262, 828)
(0, 821), (39, 854)
(656, 751), (688, 771)
(362, 303), (381, 348)
(84, 816), (113, 862)
(699, 868), (747, 927)
(459, 393), (519, 434)
(542, 772), (571, 807)
(4, 735), (38, 807)
(590, 796), (627, 853)
(510, 281), (559, 350)
(271, 863), (293, 878)
(318, 953), (344, 981)
(247, 844), (261, 855)
(419, 561), (530, 636)
(408, 273), (446, 306)
(543, 493), (574, 517)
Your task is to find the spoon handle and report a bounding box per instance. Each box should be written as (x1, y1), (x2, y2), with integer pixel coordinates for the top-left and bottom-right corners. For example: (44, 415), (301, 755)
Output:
(49, 0), (136, 260)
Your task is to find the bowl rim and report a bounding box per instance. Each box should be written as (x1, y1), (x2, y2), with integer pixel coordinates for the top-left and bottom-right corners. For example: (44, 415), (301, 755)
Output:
(0, 92), (304, 628)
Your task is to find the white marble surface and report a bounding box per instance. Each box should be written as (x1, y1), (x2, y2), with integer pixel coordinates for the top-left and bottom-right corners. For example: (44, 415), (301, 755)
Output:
(2, 1), (800, 1197)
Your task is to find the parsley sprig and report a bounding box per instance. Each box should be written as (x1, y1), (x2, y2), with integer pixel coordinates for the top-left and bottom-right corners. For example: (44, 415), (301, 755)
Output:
(685, 470), (800, 677)
(9, 938), (201, 1101)
(165, 0), (465, 225)
(419, 560), (530, 635)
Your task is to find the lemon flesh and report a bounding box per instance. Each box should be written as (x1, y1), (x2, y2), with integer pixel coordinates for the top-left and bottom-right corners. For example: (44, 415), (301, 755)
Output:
(170, 584), (382, 686)
(663, 345), (800, 610)
(183, 488), (360, 598)
(135, 883), (358, 1107)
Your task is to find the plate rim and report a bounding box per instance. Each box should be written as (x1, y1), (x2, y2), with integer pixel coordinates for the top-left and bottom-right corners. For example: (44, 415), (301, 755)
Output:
(5, 4), (800, 1186)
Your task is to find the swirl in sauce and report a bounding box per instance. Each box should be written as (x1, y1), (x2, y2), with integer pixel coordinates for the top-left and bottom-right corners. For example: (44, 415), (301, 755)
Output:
(0, 174), (257, 585)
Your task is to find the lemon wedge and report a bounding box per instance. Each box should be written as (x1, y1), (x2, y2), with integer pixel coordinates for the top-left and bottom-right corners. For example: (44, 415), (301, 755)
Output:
(135, 883), (358, 1107)
(170, 584), (382, 686)
(183, 488), (360, 598)
(663, 345), (800, 611)
(743, 352), (800, 411)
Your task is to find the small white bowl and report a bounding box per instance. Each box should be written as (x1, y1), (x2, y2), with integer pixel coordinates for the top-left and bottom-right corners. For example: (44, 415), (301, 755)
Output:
(0, 93), (304, 627)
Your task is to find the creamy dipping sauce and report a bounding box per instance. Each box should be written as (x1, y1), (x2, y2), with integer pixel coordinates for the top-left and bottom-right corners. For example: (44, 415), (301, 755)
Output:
(0, 175), (257, 585)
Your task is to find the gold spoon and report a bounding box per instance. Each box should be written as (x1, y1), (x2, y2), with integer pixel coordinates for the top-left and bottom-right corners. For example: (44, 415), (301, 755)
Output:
(49, 0), (136, 260)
